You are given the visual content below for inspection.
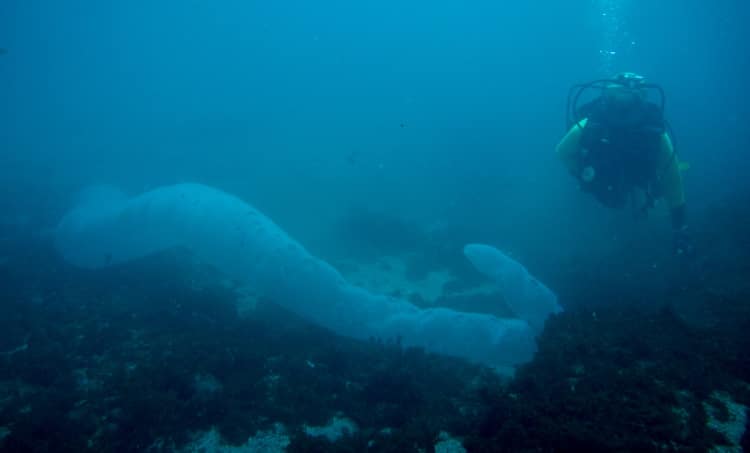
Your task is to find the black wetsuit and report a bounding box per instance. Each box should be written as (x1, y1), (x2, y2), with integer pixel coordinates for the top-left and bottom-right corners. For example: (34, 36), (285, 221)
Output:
(576, 99), (666, 209)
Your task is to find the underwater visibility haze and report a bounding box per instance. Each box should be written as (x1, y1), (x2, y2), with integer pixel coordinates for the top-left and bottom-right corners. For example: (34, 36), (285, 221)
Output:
(1, 0), (750, 451)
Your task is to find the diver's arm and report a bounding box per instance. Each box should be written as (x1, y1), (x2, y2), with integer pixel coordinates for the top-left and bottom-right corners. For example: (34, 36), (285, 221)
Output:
(654, 133), (686, 223)
(655, 133), (692, 254)
(555, 119), (588, 177)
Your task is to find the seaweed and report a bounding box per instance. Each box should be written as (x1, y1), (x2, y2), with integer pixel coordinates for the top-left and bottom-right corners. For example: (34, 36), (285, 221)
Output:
(2, 192), (750, 451)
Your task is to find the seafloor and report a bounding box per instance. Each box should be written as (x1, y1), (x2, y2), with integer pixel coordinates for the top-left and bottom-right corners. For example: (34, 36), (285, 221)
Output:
(0, 194), (748, 452)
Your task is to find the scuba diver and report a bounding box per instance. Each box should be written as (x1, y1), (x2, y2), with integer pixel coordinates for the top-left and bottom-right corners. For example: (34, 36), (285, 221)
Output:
(556, 72), (692, 256)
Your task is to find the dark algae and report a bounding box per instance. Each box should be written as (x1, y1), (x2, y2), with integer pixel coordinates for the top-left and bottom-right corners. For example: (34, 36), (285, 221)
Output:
(0, 194), (748, 451)
(1, 0), (748, 451)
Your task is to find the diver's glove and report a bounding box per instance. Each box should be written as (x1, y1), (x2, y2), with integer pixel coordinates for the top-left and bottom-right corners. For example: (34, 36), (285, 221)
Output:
(673, 226), (694, 257)
(670, 204), (694, 257)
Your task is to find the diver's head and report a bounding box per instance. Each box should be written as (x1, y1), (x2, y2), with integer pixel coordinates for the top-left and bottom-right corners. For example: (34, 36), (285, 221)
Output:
(603, 72), (647, 111)
(567, 72), (666, 130)
(613, 72), (646, 89)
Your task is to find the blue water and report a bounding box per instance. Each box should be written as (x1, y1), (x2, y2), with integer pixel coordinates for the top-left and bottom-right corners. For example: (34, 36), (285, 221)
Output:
(0, 1), (749, 450)
(2, 1), (748, 262)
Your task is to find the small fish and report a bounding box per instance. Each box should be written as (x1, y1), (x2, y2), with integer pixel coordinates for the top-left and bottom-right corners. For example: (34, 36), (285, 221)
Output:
(0, 48), (7, 56)
(399, 122), (407, 128)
